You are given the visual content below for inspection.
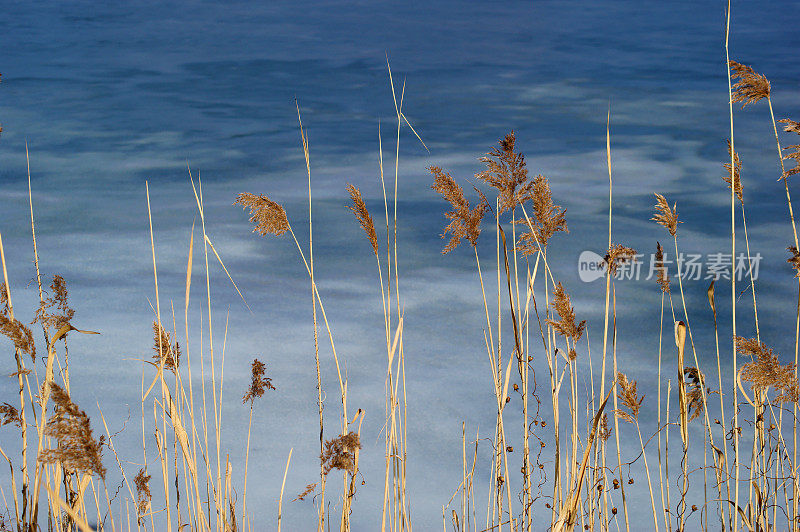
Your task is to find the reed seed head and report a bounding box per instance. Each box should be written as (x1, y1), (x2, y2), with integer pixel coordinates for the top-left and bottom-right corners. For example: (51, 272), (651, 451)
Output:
(346, 184), (378, 256)
(242, 358), (275, 404)
(655, 242), (670, 292)
(616, 372), (643, 423)
(683, 367), (707, 421)
(546, 282), (585, 348)
(320, 431), (361, 475)
(430, 166), (488, 253)
(0, 314), (36, 361)
(134, 468), (152, 523)
(722, 139), (743, 204)
(234, 192), (290, 236)
(602, 244), (636, 276)
(40, 383), (105, 479)
(787, 246), (800, 277)
(729, 61), (771, 108)
(514, 174), (568, 255)
(152, 321), (181, 372)
(780, 118), (800, 180)
(652, 193), (679, 236)
(737, 337), (800, 403)
(0, 403), (21, 428)
(476, 131), (531, 214)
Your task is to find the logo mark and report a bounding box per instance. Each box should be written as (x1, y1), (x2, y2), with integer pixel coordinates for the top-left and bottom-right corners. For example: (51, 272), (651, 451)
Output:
(578, 250), (604, 283)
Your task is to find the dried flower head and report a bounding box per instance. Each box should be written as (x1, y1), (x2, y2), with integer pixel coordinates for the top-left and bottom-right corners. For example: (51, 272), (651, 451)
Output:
(430, 166), (488, 253)
(346, 184), (378, 256)
(546, 283), (585, 351)
(152, 322), (181, 372)
(320, 431), (361, 475)
(722, 140), (743, 204)
(234, 192), (290, 236)
(683, 367), (707, 421)
(242, 358), (275, 404)
(780, 118), (800, 180)
(0, 314), (36, 361)
(599, 413), (611, 442)
(652, 193), (679, 236)
(788, 246), (800, 277)
(602, 244), (637, 276)
(0, 403), (22, 428)
(32, 275), (75, 333)
(729, 61), (771, 108)
(655, 242), (670, 293)
(476, 131), (532, 214)
(737, 337), (800, 403)
(295, 483), (317, 502)
(514, 174), (568, 255)
(134, 468), (152, 523)
(40, 383), (105, 479)
(616, 372), (643, 423)
(0, 283), (9, 317)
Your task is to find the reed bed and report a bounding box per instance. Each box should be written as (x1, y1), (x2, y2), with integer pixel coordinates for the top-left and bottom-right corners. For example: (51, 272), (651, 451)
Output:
(2, 7), (800, 532)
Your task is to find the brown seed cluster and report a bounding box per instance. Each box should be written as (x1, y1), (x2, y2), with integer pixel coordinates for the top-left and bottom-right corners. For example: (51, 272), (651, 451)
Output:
(134, 468), (152, 523)
(546, 282), (585, 360)
(683, 367), (707, 422)
(722, 139), (743, 204)
(655, 242), (670, 293)
(602, 244), (637, 276)
(152, 321), (181, 372)
(652, 193), (680, 237)
(0, 402), (22, 428)
(780, 118), (800, 180)
(39, 383), (105, 479)
(234, 192), (290, 236)
(476, 131), (532, 214)
(514, 174), (568, 256)
(346, 184), (378, 256)
(430, 166), (488, 253)
(729, 61), (771, 108)
(737, 337), (800, 403)
(242, 358), (275, 404)
(787, 246), (800, 277)
(0, 314), (36, 361)
(616, 372), (643, 424)
(320, 431), (361, 475)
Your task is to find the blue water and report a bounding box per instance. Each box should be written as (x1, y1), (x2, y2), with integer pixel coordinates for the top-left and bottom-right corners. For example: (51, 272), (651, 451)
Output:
(1, 1), (799, 529)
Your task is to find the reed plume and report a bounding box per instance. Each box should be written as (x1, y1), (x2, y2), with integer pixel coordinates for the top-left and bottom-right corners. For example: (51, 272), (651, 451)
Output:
(737, 337), (800, 403)
(32, 275), (75, 331)
(234, 192), (290, 236)
(430, 166), (488, 253)
(683, 367), (707, 422)
(655, 242), (670, 292)
(242, 358), (275, 404)
(514, 174), (568, 255)
(346, 184), (378, 256)
(476, 131), (532, 214)
(0, 402), (21, 427)
(602, 244), (636, 276)
(652, 193), (679, 236)
(723, 139), (743, 203)
(787, 246), (800, 277)
(320, 432), (361, 475)
(39, 383), (106, 479)
(729, 61), (771, 108)
(616, 372), (643, 423)
(546, 282), (585, 359)
(134, 468), (152, 524)
(152, 321), (181, 371)
(0, 314), (36, 360)
(779, 118), (800, 180)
